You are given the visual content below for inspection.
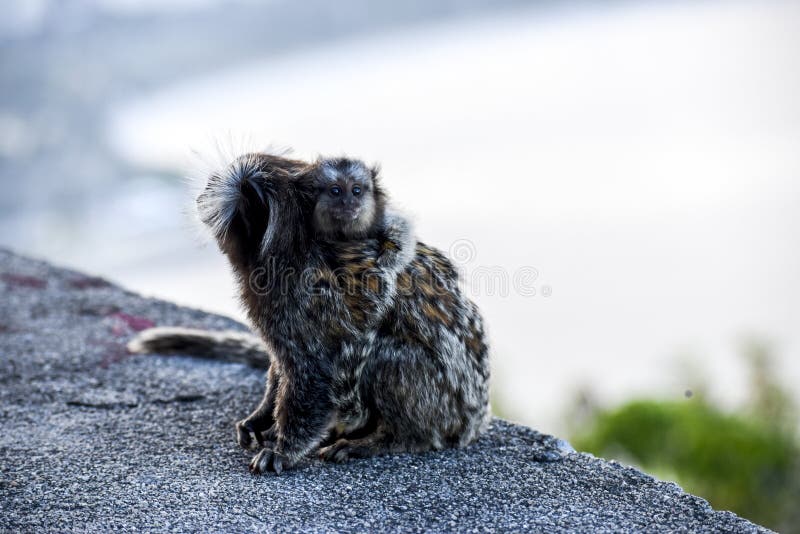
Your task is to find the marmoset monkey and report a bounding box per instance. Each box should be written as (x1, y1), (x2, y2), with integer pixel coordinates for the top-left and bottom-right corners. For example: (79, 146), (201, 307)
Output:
(129, 151), (491, 474)
(306, 156), (386, 240)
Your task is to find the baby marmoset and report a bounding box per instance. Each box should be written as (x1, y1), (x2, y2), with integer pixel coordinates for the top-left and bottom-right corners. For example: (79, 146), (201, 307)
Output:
(129, 151), (491, 474)
(306, 156), (386, 240)
(304, 155), (413, 298)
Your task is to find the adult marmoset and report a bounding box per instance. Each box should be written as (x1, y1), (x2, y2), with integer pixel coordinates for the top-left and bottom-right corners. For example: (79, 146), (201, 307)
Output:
(129, 152), (491, 474)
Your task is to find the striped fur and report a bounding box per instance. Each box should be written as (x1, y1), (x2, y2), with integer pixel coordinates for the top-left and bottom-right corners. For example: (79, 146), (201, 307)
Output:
(133, 151), (491, 475)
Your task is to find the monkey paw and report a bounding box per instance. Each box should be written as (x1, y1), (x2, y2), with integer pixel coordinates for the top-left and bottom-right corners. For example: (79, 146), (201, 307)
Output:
(249, 448), (288, 475)
(235, 420), (275, 450)
(318, 440), (356, 463)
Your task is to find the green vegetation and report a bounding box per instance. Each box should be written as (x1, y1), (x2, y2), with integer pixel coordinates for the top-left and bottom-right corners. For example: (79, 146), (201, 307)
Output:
(571, 340), (800, 531)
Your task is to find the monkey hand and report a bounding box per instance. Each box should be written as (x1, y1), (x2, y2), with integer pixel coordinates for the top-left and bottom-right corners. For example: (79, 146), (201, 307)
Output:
(249, 447), (290, 475)
(236, 420), (277, 450)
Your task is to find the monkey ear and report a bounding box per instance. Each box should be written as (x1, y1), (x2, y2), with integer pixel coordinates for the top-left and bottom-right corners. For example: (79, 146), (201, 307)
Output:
(369, 163), (387, 203)
(370, 163), (381, 181)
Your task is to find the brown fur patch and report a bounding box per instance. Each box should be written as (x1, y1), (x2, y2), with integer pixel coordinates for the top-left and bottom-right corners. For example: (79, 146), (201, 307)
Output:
(422, 302), (451, 325)
(366, 276), (380, 293)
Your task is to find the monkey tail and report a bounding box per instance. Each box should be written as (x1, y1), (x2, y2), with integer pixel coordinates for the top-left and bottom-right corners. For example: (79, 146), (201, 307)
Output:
(127, 327), (270, 368)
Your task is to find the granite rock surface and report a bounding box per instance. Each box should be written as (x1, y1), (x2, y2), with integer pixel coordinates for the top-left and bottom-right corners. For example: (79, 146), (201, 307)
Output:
(0, 249), (767, 532)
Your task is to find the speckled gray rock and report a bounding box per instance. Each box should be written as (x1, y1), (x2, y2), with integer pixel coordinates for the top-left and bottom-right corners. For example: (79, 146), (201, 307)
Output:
(0, 248), (768, 533)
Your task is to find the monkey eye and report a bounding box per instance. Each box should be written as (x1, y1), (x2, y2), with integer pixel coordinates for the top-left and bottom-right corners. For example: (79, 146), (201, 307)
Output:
(352, 185), (362, 196)
(330, 186), (341, 196)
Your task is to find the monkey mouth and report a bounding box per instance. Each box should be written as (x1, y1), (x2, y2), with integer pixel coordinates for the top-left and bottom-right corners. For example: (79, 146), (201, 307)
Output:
(333, 210), (361, 221)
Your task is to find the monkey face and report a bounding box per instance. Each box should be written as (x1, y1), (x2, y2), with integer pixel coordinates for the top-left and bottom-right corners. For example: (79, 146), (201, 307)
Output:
(312, 158), (378, 239)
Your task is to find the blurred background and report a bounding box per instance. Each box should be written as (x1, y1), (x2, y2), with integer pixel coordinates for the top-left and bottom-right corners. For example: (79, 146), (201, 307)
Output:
(1, 0), (799, 528)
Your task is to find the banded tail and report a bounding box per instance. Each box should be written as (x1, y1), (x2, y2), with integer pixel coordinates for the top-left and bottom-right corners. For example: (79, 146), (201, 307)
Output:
(127, 327), (270, 368)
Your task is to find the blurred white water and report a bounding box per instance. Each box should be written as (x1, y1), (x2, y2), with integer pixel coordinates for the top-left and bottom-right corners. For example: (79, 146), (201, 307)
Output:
(103, 0), (800, 433)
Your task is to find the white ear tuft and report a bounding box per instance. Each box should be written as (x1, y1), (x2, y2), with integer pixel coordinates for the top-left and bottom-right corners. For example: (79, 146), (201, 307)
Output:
(181, 135), (291, 243)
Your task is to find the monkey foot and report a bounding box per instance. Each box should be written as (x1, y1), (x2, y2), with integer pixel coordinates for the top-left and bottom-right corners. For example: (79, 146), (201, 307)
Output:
(235, 420), (274, 450)
(319, 434), (389, 463)
(249, 448), (287, 475)
(318, 440), (360, 463)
